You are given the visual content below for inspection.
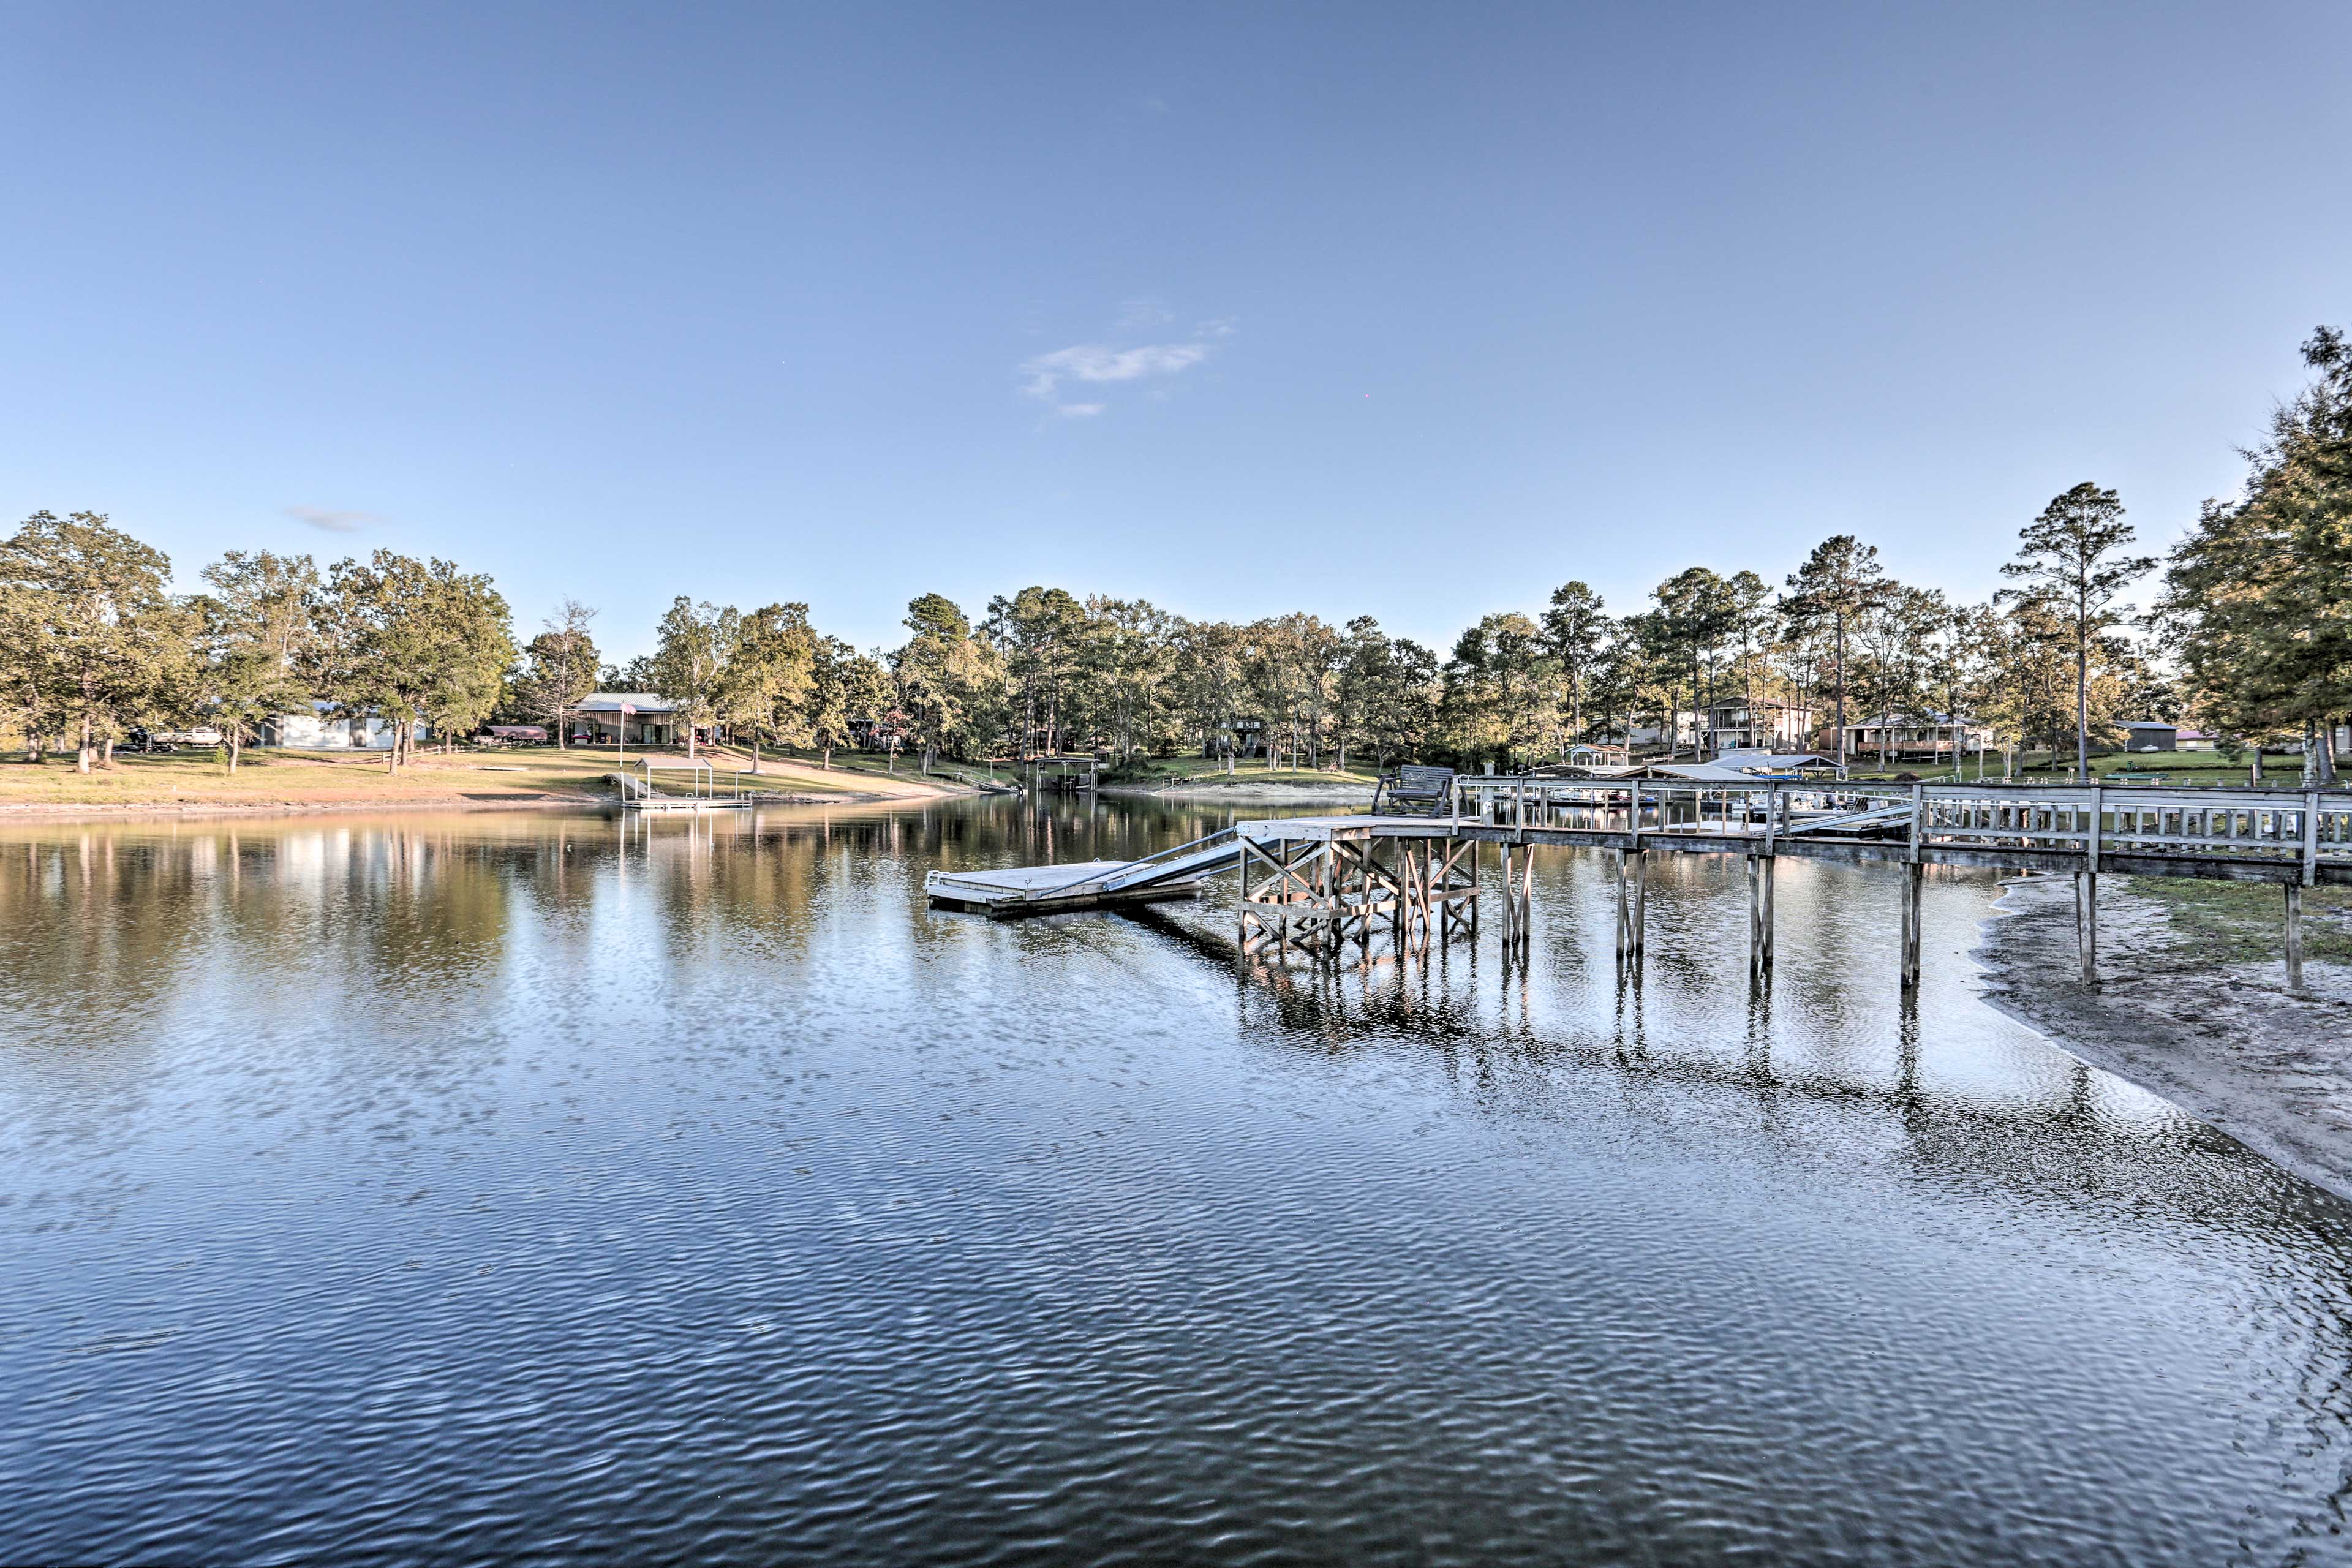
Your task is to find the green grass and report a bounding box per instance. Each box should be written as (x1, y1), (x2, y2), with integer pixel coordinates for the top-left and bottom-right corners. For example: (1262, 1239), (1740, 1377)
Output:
(0, 746), (626, 807)
(1102, 754), (1384, 786)
(2134, 878), (2352, 966)
(1844, 749), (2301, 786)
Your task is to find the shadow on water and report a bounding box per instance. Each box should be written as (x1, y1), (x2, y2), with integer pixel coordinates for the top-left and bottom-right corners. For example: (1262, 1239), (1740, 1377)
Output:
(6, 795), (2352, 1564)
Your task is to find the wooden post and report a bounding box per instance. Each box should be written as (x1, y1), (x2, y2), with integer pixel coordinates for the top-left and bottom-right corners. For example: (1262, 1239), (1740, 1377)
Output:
(2286, 883), (2306, 996)
(1615, 849), (1632, 962)
(1518, 841), (1534, 948)
(1900, 860), (1923, 992)
(1499, 842), (1515, 948)
(1748, 854), (1775, 978)
(2074, 871), (2097, 985)
(1629, 850), (1647, 964)
(1237, 832), (1252, 945)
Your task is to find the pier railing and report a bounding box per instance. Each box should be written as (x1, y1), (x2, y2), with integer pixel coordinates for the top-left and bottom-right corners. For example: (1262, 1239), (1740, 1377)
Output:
(1451, 776), (2352, 884)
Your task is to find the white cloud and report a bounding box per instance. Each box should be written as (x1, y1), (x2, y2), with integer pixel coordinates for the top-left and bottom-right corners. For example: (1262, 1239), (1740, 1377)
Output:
(285, 505), (377, 533)
(1056, 402), (1106, 418)
(1020, 340), (1213, 416)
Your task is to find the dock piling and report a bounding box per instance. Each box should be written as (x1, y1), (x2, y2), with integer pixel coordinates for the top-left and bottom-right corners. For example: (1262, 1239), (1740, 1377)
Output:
(2286, 883), (2306, 995)
(1899, 861), (1923, 992)
(1748, 854), (1776, 979)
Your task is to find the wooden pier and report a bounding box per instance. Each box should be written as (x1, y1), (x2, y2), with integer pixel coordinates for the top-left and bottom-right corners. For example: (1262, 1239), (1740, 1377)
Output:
(928, 776), (2352, 993)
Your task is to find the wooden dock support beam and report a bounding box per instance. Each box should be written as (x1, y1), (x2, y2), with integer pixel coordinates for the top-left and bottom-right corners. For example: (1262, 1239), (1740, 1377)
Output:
(1899, 861), (1923, 992)
(2073, 871), (2097, 986)
(1499, 840), (1533, 956)
(1747, 854), (1775, 979)
(1616, 849), (1646, 968)
(2286, 883), (2306, 996)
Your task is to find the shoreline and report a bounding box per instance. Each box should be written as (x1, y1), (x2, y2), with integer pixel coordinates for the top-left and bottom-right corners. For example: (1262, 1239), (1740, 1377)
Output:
(0, 782), (975, 824)
(1099, 780), (1377, 805)
(1972, 875), (2352, 1204)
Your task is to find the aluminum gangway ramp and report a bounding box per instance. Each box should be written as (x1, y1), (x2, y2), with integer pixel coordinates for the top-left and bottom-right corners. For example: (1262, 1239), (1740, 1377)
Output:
(925, 829), (1242, 918)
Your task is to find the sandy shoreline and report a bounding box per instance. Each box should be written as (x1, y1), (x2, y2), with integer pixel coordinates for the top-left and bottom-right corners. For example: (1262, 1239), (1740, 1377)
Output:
(1973, 875), (2352, 1202)
(0, 783), (968, 823)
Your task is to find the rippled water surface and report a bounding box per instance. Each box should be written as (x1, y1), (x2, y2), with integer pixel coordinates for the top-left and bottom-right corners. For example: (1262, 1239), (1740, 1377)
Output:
(6, 797), (2352, 1564)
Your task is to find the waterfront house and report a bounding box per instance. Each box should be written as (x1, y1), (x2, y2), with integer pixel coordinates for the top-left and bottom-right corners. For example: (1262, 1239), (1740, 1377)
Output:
(255, 703), (428, 750)
(1704, 698), (1817, 756)
(1835, 712), (1994, 762)
(2122, 720), (2177, 752)
(573, 693), (680, 747)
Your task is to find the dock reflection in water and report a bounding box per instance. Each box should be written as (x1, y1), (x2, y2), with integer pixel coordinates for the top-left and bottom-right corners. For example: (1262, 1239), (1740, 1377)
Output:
(2, 797), (2350, 1565)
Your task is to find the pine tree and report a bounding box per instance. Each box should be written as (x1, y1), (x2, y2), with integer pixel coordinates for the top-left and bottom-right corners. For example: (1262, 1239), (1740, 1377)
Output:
(2000, 483), (2152, 784)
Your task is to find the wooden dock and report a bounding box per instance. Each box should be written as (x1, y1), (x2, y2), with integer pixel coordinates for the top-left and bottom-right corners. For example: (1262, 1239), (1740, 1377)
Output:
(928, 777), (2352, 994)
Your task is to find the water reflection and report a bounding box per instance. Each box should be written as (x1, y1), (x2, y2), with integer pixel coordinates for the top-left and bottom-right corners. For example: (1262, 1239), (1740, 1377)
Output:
(4, 799), (2352, 1564)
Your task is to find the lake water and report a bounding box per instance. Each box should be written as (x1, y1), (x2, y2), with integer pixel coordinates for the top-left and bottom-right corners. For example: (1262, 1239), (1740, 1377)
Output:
(5, 798), (2352, 1564)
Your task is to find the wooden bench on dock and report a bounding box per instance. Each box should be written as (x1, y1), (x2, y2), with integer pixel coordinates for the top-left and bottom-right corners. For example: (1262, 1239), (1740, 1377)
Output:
(1373, 765), (1456, 818)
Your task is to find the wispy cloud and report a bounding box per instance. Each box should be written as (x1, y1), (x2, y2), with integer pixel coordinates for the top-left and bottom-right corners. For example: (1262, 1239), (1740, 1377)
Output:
(1019, 333), (1222, 418)
(286, 505), (378, 534)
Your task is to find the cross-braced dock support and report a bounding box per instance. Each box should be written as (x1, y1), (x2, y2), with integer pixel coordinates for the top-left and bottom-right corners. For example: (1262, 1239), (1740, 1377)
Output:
(1238, 832), (1477, 964)
(1614, 849), (1647, 970)
(1499, 841), (1535, 957)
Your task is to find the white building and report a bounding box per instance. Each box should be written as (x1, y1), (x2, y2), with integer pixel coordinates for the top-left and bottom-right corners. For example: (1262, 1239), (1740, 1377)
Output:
(255, 706), (428, 750)
(1704, 698), (1817, 756)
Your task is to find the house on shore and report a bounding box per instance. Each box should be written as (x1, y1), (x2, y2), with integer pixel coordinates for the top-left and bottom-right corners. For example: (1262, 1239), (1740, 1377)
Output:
(572, 694), (681, 747)
(255, 705), (429, 750)
(1834, 712), (1994, 762)
(1704, 698), (1816, 756)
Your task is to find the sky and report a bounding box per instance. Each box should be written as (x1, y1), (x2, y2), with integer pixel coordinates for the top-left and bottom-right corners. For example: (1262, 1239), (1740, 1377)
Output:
(4, 1), (2349, 658)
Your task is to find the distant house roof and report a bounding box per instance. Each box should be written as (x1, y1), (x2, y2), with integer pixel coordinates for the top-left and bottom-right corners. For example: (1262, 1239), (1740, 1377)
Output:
(1714, 750), (1840, 773)
(2121, 720), (2177, 731)
(1623, 761), (1765, 782)
(576, 693), (677, 714)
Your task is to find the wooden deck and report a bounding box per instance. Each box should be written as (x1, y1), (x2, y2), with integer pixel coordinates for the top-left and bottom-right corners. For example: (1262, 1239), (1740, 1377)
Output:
(928, 776), (2352, 992)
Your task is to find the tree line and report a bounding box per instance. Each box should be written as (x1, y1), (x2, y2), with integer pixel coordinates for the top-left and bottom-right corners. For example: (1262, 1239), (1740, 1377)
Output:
(4, 326), (2343, 785)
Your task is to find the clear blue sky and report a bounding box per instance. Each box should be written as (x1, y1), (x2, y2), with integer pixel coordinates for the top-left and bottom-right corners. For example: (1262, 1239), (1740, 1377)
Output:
(6, 2), (2347, 658)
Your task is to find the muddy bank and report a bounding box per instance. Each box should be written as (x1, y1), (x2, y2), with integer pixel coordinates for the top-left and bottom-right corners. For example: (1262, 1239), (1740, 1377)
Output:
(1974, 875), (2352, 1202)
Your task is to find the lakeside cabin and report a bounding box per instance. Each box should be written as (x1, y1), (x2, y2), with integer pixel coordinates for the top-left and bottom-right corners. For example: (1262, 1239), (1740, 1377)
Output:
(1835, 712), (1995, 762)
(572, 693), (681, 747)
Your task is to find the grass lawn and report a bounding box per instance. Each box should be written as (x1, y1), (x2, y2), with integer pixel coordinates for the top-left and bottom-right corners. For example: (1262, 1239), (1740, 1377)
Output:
(1846, 749), (2307, 786)
(0, 747), (628, 809)
(1106, 753), (1384, 787)
(2136, 878), (2352, 967)
(0, 744), (976, 810)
